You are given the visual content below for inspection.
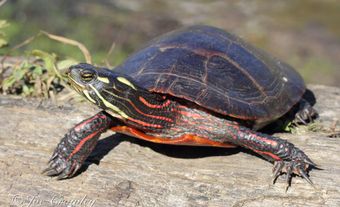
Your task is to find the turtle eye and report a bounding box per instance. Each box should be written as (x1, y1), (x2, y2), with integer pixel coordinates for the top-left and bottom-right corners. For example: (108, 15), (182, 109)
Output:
(80, 69), (96, 82)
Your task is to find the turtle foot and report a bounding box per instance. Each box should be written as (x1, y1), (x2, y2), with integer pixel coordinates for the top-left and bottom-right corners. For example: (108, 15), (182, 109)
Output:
(42, 150), (82, 179)
(43, 124), (101, 179)
(294, 99), (318, 125)
(272, 153), (316, 191)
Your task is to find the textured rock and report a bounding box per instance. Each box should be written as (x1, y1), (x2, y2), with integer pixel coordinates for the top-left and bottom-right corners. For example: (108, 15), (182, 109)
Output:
(0, 85), (339, 207)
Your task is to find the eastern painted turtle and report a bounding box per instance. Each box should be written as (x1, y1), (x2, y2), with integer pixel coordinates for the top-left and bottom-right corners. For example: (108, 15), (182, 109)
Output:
(44, 25), (317, 189)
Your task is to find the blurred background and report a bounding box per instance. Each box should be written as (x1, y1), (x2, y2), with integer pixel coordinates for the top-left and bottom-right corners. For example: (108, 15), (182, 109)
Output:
(1, 0), (340, 87)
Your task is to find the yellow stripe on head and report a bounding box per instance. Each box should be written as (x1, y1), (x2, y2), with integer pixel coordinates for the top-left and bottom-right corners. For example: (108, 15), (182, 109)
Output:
(97, 76), (110, 84)
(89, 85), (129, 119)
(117, 77), (136, 90)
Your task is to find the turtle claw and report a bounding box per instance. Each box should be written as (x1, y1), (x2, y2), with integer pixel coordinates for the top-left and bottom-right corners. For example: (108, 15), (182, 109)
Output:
(304, 157), (317, 167)
(272, 161), (284, 184)
(42, 166), (59, 176)
(294, 100), (318, 125)
(272, 156), (315, 190)
(298, 167), (314, 186)
(48, 153), (58, 163)
(57, 160), (81, 180)
(42, 156), (64, 176)
(43, 149), (83, 179)
(295, 116), (307, 125)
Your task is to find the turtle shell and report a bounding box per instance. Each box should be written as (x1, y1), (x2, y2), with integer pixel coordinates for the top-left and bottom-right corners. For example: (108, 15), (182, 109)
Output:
(114, 25), (305, 122)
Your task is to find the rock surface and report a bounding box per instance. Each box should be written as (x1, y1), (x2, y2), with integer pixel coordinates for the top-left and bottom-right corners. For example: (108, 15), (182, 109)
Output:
(0, 85), (339, 207)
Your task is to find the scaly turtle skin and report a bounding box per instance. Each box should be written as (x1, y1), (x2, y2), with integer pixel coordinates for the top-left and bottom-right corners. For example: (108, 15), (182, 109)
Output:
(44, 25), (317, 189)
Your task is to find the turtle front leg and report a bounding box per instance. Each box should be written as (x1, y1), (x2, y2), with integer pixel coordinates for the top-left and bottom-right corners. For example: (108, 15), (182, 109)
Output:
(43, 111), (115, 179)
(223, 122), (316, 189)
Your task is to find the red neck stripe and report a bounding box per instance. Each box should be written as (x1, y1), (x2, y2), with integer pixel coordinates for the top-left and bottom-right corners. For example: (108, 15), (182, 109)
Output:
(139, 96), (171, 109)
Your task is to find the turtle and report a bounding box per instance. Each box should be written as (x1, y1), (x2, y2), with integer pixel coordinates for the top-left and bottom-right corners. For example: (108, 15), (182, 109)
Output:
(44, 25), (317, 189)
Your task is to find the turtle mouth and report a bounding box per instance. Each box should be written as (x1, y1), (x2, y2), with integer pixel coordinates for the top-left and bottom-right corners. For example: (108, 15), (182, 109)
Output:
(67, 73), (86, 93)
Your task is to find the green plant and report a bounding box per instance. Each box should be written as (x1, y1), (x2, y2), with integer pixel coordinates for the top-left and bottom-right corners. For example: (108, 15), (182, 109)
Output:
(0, 30), (91, 99)
(0, 19), (8, 48)
(1, 51), (77, 97)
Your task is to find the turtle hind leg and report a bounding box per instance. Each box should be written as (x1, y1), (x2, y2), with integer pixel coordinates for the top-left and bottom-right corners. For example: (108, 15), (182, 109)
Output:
(221, 120), (316, 189)
(293, 98), (318, 125)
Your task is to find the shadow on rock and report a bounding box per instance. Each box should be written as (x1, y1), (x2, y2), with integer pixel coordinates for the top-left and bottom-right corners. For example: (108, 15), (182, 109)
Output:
(75, 134), (242, 175)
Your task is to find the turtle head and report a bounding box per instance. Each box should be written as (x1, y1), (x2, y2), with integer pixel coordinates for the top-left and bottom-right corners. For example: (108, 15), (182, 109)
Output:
(67, 63), (139, 119)
(68, 63), (118, 91)
(68, 63), (175, 130)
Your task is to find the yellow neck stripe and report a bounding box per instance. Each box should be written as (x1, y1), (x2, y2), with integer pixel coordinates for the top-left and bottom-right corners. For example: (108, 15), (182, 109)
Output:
(83, 90), (96, 104)
(89, 84), (129, 119)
